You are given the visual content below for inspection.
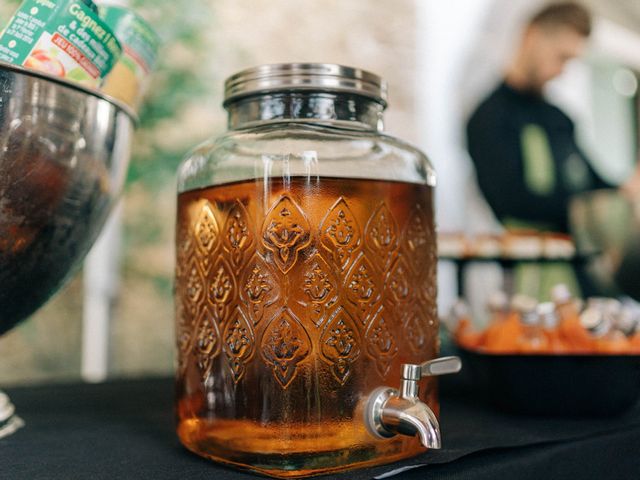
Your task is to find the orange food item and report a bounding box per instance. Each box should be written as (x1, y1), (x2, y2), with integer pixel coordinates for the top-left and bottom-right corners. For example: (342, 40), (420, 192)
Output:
(630, 333), (640, 354)
(595, 331), (630, 354)
(537, 302), (568, 353)
(455, 318), (485, 350)
(456, 316), (640, 354)
(483, 311), (523, 353)
(454, 287), (639, 355)
(552, 285), (593, 353)
(543, 327), (568, 353)
(558, 315), (594, 353)
(517, 326), (550, 353)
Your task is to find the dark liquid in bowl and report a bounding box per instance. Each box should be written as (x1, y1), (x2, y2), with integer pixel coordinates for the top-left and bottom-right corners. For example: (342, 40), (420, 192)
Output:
(0, 131), (110, 334)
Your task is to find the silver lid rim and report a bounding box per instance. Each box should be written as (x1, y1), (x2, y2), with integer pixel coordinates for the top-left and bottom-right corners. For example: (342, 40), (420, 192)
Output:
(0, 60), (138, 122)
(224, 63), (388, 107)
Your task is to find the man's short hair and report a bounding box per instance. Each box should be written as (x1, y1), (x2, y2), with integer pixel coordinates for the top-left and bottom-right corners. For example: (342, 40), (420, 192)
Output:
(529, 2), (592, 37)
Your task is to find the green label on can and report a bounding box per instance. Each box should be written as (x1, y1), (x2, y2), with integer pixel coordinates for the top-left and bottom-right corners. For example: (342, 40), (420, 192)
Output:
(0, 0), (122, 87)
(99, 6), (159, 74)
(99, 5), (159, 109)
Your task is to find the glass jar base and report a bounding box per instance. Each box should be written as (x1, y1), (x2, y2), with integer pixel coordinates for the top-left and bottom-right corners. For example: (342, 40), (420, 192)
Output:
(177, 419), (425, 478)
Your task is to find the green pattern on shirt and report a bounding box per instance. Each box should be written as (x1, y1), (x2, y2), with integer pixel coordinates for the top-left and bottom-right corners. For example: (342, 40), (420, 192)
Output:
(521, 124), (556, 196)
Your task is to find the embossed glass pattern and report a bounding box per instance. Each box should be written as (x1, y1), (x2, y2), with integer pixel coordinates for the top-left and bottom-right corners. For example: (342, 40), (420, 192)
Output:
(175, 64), (438, 478)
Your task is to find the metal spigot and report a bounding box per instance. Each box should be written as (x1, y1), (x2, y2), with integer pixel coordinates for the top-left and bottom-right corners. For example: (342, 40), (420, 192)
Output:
(365, 356), (462, 449)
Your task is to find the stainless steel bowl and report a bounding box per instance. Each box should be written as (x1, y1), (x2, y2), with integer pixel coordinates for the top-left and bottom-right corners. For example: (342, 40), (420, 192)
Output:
(0, 61), (134, 335)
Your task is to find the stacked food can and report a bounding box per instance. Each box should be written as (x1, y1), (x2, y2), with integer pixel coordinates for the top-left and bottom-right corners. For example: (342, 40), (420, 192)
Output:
(98, 1), (160, 110)
(0, 0), (159, 112)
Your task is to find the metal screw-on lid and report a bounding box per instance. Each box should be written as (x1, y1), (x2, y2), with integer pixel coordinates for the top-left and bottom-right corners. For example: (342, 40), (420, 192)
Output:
(223, 63), (388, 107)
(580, 307), (611, 337)
(537, 302), (558, 329)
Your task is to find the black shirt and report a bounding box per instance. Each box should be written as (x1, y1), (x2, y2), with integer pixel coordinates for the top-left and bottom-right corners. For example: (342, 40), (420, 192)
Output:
(466, 82), (611, 233)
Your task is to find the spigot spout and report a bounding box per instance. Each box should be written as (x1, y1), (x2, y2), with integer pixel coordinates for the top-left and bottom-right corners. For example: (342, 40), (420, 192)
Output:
(365, 357), (461, 449)
(379, 396), (441, 448)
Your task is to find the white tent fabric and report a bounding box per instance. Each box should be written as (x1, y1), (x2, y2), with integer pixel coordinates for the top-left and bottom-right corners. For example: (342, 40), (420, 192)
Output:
(459, 0), (549, 121)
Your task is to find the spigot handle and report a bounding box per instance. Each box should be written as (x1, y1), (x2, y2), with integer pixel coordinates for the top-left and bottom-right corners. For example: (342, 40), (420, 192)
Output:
(421, 356), (462, 377)
(402, 356), (462, 381)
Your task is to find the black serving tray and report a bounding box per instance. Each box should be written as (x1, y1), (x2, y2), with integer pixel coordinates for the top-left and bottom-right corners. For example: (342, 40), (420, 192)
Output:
(454, 346), (640, 417)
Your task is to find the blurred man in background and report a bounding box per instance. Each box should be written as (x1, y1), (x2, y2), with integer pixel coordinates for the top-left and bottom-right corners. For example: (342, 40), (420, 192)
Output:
(466, 1), (640, 297)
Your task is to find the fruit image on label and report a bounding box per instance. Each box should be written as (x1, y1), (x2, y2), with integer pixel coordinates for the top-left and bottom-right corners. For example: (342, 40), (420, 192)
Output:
(24, 49), (65, 77)
(24, 32), (95, 85)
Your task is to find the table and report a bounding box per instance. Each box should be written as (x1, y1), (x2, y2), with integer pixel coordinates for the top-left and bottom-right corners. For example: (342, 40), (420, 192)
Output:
(2, 377), (639, 479)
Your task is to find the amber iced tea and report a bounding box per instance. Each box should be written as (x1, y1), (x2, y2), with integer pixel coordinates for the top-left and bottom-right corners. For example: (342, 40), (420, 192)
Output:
(175, 176), (439, 477)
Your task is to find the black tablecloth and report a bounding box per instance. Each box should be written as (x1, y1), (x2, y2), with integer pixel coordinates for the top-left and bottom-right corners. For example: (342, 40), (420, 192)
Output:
(2, 378), (639, 479)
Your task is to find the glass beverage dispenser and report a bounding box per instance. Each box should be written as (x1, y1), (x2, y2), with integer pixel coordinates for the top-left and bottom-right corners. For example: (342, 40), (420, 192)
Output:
(174, 63), (460, 478)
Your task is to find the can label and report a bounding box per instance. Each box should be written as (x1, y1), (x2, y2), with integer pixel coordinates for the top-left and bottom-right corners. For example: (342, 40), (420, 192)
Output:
(0, 0), (122, 87)
(99, 5), (159, 110)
